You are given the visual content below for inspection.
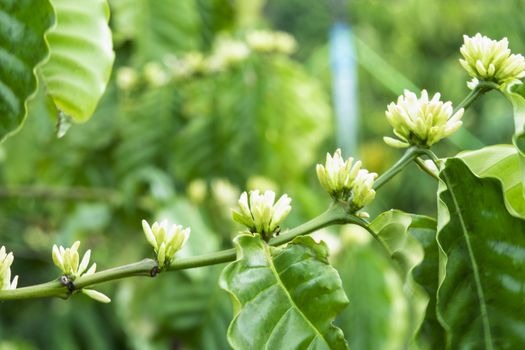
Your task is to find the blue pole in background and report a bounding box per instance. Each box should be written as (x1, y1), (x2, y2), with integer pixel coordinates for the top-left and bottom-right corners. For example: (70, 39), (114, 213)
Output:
(330, 22), (359, 156)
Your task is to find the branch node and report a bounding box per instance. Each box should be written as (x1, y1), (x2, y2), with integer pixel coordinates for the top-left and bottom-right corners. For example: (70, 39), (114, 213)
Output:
(150, 266), (159, 277)
(59, 275), (75, 294)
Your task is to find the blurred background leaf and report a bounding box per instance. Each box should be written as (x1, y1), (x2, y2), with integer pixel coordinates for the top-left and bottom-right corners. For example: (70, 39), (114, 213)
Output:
(1, 0), (524, 348)
(40, 0), (115, 122)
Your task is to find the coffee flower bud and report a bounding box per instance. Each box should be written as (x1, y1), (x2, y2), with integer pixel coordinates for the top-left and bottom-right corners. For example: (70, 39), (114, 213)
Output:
(0, 246), (18, 290)
(52, 242), (109, 303)
(316, 150), (377, 215)
(142, 220), (190, 269)
(384, 90), (464, 148)
(232, 190), (292, 240)
(52, 241), (96, 280)
(81, 289), (111, 303)
(350, 170), (377, 214)
(316, 149), (361, 200)
(460, 33), (525, 88)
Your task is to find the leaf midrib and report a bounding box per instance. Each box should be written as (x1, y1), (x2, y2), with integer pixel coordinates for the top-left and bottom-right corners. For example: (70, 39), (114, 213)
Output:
(262, 244), (329, 349)
(441, 170), (494, 350)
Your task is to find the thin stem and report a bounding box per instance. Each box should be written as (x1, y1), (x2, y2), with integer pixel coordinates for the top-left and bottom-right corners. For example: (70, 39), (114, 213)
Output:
(0, 186), (120, 202)
(454, 81), (498, 114)
(0, 205), (354, 301)
(74, 259), (157, 289)
(350, 216), (393, 256)
(373, 146), (423, 190)
(419, 148), (440, 163)
(269, 204), (349, 246)
(0, 280), (68, 300)
(454, 88), (483, 113)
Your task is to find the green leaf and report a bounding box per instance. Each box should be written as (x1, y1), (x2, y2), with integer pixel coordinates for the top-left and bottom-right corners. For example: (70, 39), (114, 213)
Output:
(40, 0), (114, 122)
(369, 210), (429, 346)
(110, 0), (201, 60)
(457, 145), (525, 219)
(335, 225), (412, 350)
(335, 213), (434, 350)
(116, 266), (231, 350)
(115, 86), (180, 177)
(220, 234), (349, 350)
(170, 56), (332, 186)
(0, 0), (54, 141)
(409, 215), (446, 350)
(196, 0), (236, 49)
(503, 84), (525, 144)
(502, 85), (525, 199)
(436, 157), (525, 349)
(257, 57), (332, 184)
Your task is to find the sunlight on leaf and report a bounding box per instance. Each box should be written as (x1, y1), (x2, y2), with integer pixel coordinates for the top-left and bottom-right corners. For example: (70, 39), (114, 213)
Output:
(436, 158), (525, 349)
(457, 145), (525, 219)
(40, 0), (114, 122)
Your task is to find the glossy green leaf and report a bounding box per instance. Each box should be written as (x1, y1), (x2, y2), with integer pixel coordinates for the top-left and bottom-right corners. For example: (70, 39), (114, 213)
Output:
(457, 145), (525, 219)
(220, 234), (349, 350)
(436, 158), (525, 349)
(40, 0), (114, 122)
(335, 225), (412, 350)
(409, 215), (446, 350)
(0, 0), (54, 141)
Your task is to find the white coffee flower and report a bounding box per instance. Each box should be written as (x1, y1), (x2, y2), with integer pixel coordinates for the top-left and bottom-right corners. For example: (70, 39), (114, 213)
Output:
(142, 220), (190, 269)
(52, 242), (110, 303)
(316, 149), (361, 199)
(246, 30), (296, 54)
(232, 190), (292, 240)
(165, 52), (206, 79)
(460, 33), (525, 88)
(0, 246), (18, 290)
(316, 149), (377, 215)
(246, 30), (275, 53)
(52, 241), (97, 280)
(207, 39), (250, 72)
(384, 89), (464, 148)
(350, 170), (377, 212)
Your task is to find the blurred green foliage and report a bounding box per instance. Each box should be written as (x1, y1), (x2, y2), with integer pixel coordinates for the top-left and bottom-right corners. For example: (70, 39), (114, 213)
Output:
(0, 0), (523, 349)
